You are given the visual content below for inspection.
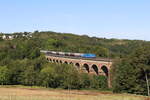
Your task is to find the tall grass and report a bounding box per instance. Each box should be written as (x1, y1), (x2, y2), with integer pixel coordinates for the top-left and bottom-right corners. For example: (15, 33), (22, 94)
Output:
(0, 85), (148, 100)
(0, 95), (145, 100)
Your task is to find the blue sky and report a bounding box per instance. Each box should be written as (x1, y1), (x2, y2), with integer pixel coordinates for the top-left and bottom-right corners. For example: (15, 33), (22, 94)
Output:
(0, 0), (150, 40)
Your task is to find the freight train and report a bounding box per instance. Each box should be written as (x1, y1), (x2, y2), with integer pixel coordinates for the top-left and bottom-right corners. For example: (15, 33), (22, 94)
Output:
(40, 50), (96, 58)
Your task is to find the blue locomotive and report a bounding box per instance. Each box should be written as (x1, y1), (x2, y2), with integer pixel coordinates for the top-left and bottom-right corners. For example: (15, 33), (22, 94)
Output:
(81, 53), (96, 58)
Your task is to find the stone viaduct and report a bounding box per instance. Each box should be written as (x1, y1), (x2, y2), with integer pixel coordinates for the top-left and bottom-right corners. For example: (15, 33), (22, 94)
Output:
(46, 55), (113, 88)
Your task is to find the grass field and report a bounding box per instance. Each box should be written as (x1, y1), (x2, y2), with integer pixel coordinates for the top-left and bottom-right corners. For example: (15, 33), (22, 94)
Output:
(0, 85), (149, 100)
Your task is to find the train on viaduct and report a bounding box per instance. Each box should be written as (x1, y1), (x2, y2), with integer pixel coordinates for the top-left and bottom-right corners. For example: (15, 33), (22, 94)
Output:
(41, 50), (113, 88)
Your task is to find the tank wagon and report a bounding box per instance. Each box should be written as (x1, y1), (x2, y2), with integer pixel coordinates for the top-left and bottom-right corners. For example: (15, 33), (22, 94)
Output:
(40, 50), (96, 58)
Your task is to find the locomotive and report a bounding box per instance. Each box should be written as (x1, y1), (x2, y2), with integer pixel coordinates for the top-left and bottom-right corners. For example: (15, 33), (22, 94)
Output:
(40, 50), (96, 58)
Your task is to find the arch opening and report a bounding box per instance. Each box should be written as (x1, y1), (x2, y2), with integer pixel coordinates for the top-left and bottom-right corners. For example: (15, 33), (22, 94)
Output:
(47, 58), (49, 61)
(92, 65), (99, 75)
(70, 62), (73, 64)
(83, 64), (90, 73)
(101, 66), (108, 77)
(64, 61), (68, 64)
(60, 60), (62, 63)
(56, 60), (59, 63)
(75, 63), (80, 68)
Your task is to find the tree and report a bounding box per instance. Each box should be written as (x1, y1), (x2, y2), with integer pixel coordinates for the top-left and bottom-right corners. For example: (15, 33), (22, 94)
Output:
(40, 64), (55, 87)
(112, 45), (150, 95)
(0, 66), (10, 85)
(94, 46), (109, 57)
(61, 64), (82, 89)
(29, 48), (40, 59)
(21, 66), (37, 86)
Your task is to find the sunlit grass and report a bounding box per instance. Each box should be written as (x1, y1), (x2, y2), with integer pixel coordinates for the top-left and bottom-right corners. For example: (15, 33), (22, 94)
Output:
(0, 85), (148, 100)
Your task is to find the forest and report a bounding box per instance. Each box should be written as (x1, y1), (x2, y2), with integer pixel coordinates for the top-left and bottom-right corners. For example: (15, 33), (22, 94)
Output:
(0, 31), (149, 96)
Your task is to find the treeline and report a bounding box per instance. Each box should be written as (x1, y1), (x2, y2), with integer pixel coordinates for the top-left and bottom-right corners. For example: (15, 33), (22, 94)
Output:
(0, 36), (107, 90)
(112, 45), (150, 95)
(0, 31), (149, 95)
(0, 58), (107, 89)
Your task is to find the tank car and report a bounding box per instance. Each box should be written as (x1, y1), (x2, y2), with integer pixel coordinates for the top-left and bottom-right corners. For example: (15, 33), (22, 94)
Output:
(73, 53), (83, 57)
(58, 52), (65, 55)
(51, 51), (57, 54)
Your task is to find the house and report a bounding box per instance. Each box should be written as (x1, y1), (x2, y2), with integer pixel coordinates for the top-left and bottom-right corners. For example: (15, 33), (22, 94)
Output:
(2, 35), (6, 39)
(0, 33), (33, 40)
(1, 35), (14, 40)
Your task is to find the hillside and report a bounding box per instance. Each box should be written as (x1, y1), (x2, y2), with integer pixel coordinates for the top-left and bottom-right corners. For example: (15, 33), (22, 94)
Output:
(31, 31), (150, 58)
(1, 31), (148, 58)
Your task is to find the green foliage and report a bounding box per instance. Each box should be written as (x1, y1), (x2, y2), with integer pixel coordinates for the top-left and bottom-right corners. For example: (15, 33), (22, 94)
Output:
(40, 64), (55, 87)
(61, 64), (82, 89)
(30, 31), (147, 58)
(94, 46), (109, 57)
(80, 74), (108, 89)
(112, 45), (150, 95)
(94, 75), (108, 89)
(0, 66), (10, 85)
(38, 63), (108, 89)
(21, 66), (37, 86)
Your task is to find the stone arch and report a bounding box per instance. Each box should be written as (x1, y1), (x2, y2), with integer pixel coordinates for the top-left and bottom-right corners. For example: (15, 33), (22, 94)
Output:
(83, 64), (90, 73)
(47, 58), (49, 61)
(53, 59), (55, 62)
(75, 63), (80, 68)
(64, 61), (68, 64)
(70, 62), (73, 64)
(101, 65), (109, 77)
(92, 64), (99, 75)
(56, 59), (59, 63)
(60, 60), (62, 64)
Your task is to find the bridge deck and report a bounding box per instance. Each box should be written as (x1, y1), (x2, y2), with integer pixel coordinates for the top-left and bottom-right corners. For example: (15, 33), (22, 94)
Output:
(46, 54), (112, 62)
